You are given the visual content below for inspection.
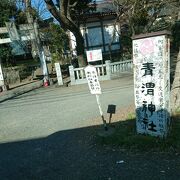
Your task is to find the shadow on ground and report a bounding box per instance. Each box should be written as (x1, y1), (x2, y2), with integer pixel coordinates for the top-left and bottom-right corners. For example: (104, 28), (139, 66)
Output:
(0, 120), (179, 180)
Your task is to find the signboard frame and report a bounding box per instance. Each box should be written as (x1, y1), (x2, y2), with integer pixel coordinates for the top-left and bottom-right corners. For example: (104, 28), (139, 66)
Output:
(86, 49), (103, 63)
(84, 65), (102, 95)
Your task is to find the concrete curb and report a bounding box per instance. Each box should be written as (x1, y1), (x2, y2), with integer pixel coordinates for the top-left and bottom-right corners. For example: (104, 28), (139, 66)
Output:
(0, 80), (43, 103)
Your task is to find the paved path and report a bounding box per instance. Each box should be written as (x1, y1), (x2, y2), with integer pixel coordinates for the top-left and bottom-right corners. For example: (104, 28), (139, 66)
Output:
(0, 74), (134, 143)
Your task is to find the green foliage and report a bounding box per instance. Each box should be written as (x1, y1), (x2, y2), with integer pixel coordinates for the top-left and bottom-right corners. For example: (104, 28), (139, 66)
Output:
(51, 53), (59, 64)
(49, 23), (69, 53)
(98, 114), (180, 152)
(0, 0), (19, 65)
(16, 5), (42, 24)
(0, 0), (41, 66)
(0, 0), (17, 26)
(175, 107), (180, 114)
(42, 23), (69, 64)
(126, 112), (136, 120)
(0, 45), (12, 65)
(15, 11), (27, 24)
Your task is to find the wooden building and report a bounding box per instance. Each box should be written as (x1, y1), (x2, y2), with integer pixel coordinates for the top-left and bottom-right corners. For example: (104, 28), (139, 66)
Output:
(69, 0), (121, 57)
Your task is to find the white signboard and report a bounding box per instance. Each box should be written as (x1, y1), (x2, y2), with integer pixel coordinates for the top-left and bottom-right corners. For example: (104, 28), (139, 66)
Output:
(54, 63), (63, 86)
(133, 33), (170, 137)
(86, 49), (102, 62)
(85, 65), (101, 95)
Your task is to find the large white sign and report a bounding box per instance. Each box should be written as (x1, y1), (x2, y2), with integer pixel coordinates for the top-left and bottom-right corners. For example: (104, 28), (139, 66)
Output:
(85, 65), (101, 95)
(133, 33), (170, 137)
(86, 49), (102, 62)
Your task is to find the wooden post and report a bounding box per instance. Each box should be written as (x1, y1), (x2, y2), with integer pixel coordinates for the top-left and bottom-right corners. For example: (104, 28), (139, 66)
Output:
(96, 95), (107, 131)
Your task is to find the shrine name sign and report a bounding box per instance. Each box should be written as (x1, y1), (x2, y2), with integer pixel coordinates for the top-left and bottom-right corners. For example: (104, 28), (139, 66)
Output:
(132, 31), (171, 138)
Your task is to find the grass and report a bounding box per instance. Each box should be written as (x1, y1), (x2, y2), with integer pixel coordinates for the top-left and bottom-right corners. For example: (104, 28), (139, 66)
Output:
(98, 112), (180, 152)
(126, 112), (136, 120)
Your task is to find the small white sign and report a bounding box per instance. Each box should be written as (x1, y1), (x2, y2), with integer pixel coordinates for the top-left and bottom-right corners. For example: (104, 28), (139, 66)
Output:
(85, 65), (101, 95)
(55, 63), (63, 86)
(86, 49), (102, 62)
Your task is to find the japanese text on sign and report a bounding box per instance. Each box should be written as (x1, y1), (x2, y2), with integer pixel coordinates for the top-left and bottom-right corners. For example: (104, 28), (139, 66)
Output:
(86, 49), (102, 62)
(133, 34), (170, 137)
(85, 65), (101, 95)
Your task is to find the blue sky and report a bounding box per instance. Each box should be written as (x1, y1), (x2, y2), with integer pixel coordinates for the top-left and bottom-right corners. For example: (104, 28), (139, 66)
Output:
(30, 0), (106, 20)
(31, 0), (51, 20)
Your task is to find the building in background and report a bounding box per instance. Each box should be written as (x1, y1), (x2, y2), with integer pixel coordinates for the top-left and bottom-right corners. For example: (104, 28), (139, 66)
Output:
(69, 0), (121, 60)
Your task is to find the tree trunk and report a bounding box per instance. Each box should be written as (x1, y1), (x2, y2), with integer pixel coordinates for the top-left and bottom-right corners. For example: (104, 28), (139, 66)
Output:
(44, 0), (87, 67)
(74, 30), (87, 67)
(171, 48), (180, 112)
(59, 0), (86, 67)
(170, 11), (180, 112)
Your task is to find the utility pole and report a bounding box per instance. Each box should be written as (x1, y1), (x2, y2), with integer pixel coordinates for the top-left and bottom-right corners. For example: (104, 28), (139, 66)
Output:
(24, 0), (49, 86)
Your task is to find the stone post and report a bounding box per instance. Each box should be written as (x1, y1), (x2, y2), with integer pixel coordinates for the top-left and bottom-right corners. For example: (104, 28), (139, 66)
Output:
(105, 60), (111, 80)
(69, 65), (76, 85)
(54, 63), (63, 86)
(0, 61), (6, 92)
(132, 31), (171, 138)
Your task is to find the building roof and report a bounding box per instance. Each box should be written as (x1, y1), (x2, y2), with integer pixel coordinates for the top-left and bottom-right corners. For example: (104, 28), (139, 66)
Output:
(80, 0), (116, 20)
(94, 0), (116, 13)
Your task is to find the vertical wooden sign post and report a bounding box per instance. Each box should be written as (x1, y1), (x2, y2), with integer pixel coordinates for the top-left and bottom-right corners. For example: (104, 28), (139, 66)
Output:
(132, 31), (171, 138)
(85, 65), (108, 131)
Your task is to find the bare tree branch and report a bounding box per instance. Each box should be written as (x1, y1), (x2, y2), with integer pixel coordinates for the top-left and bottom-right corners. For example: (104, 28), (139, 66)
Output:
(44, 0), (86, 66)
(68, 1), (78, 8)
(44, 0), (60, 22)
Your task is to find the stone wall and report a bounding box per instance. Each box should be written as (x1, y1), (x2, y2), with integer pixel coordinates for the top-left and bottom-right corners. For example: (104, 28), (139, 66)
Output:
(3, 67), (20, 85)
(3, 65), (40, 85)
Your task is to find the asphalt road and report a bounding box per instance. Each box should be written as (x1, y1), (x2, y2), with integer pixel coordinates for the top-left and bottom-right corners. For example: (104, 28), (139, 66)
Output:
(0, 74), (179, 180)
(0, 74), (134, 143)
